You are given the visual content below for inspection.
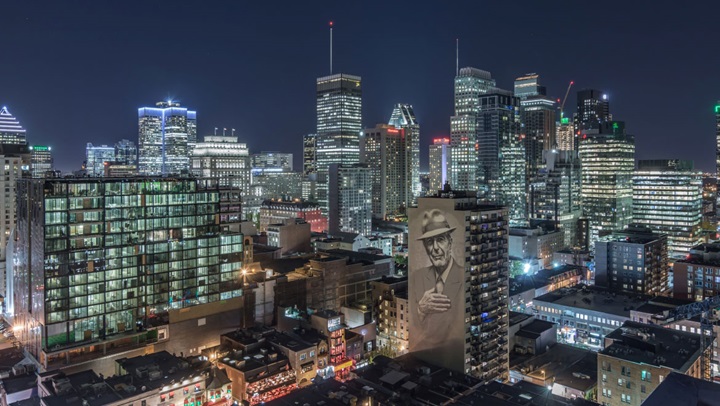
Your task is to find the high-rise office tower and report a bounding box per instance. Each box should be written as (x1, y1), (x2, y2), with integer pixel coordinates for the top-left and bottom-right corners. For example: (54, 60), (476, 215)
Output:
(556, 117), (575, 151)
(513, 73), (546, 99)
(361, 124), (409, 220)
(633, 159), (702, 259)
(114, 139), (137, 166)
(85, 144), (116, 176)
(579, 122), (635, 246)
(575, 89), (610, 132)
(138, 101), (196, 176)
(450, 67), (496, 191)
(303, 134), (317, 176)
(408, 189), (509, 379)
(191, 136), (251, 190)
(529, 150), (581, 247)
(477, 91), (526, 219)
(251, 152), (293, 174)
(429, 137), (450, 193)
(0, 144), (30, 302)
(328, 163), (371, 236)
(29, 145), (53, 178)
(12, 177), (245, 361)
(388, 103), (420, 202)
(315, 74), (362, 213)
(0, 106), (27, 145)
(515, 75), (556, 182)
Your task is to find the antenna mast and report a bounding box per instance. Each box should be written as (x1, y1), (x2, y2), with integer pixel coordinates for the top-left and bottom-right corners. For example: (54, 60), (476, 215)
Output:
(329, 21), (334, 74)
(456, 38), (459, 76)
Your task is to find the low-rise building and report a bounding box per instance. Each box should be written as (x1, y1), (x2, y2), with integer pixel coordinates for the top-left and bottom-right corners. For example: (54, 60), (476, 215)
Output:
(594, 224), (669, 296)
(672, 241), (720, 301)
(267, 218), (312, 256)
(259, 199), (327, 233)
(371, 276), (410, 356)
(640, 372), (720, 406)
(509, 265), (585, 313)
(533, 285), (651, 349)
(509, 225), (565, 268)
(597, 321), (710, 406)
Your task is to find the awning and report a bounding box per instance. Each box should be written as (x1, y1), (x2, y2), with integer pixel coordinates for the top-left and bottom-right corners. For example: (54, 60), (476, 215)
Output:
(334, 360), (353, 371)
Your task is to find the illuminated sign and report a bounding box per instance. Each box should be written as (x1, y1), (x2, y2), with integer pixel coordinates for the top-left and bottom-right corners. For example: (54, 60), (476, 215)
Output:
(30, 145), (50, 151)
(561, 117), (570, 125)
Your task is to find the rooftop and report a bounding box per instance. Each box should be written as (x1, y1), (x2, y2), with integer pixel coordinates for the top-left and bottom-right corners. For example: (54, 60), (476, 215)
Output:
(600, 321), (708, 371)
(1, 373), (36, 395)
(509, 311), (533, 327)
(43, 370), (123, 406)
(115, 351), (202, 393)
(266, 331), (315, 352)
(509, 265), (584, 296)
(597, 224), (665, 245)
(533, 285), (651, 317)
(324, 249), (391, 263)
(456, 380), (598, 406)
(641, 372), (720, 406)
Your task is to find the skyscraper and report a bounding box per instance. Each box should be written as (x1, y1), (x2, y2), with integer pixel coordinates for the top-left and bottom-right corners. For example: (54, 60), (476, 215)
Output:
(450, 67), (496, 191)
(529, 149), (581, 247)
(477, 91), (525, 219)
(0, 144), (30, 303)
(85, 144), (116, 176)
(361, 124), (409, 219)
(29, 145), (53, 178)
(388, 103), (420, 202)
(716, 102), (720, 215)
(575, 89), (610, 132)
(633, 159), (702, 259)
(138, 101), (196, 176)
(114, 139), (137, 166)
(515, 75), (556, 182)
(408, 190), (509, 379)
(513, 73), (546, 99)
(191, 136), (251, 190)
(315, 74), (362, 213)
(579, 122), (635, 246)
(429, 137), (450, 193)
(251, 152), (293, 174)
(556, 117), (575, 151)
(0, 106), (27, 145)
(328, 163), (372, 236)
(302, 133), (317, 176)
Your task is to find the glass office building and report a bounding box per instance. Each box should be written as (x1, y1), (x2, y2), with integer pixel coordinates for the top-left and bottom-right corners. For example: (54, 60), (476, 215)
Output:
(0, 106), (27, 145)
(138, 101), (197, 176)
(13, 177), (244, 362)
(578, 123), (635, 247)
(633, 159), (702, 259)
(29, 145), (53, 178)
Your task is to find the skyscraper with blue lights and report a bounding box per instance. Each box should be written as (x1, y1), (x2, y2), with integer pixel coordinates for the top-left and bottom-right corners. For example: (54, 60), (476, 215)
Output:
(138, 101), (197, 176)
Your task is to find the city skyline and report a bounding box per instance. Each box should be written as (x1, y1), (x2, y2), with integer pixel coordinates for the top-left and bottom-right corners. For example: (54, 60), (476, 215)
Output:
(1, 2), (718, 172)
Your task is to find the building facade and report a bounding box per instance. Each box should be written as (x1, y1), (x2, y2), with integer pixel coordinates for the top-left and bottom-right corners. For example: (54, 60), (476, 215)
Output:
(672, 241), (720, 301)
(477, 91), (525, 219)
(29, 145), (53, 178)
(138, 101), (196, 176)
(428, 137), (450, 193)
(360, 124), (409, 219)
(12, 177), (244, 366)
(633, 159), (702, 260)
(594, 224), (669, 296)
(85, 144), (116, 176)
(408, 190), (509, 380)
(0, 106), (27, 145)
(328, 164), (372, 236)
(191, 136), (251, 191)
(252, 152), (293, 173)
(388, 103), (420, 202)
(315, 74), (362, 213)
(579, 123), (635, 246)
(0, 145), (30, 304)
(450, 67), (496, 191)
(259, 199), (326, 233)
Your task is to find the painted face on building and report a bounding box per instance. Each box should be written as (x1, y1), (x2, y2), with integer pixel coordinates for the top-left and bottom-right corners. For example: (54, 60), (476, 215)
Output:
(422, 232), (452, 271)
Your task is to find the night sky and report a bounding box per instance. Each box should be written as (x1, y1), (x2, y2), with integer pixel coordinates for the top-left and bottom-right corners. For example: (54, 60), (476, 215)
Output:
(1, 2), (719, 172)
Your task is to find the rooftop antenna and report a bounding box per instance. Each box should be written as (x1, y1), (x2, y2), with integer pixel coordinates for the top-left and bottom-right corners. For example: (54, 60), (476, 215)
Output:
(232, 128), (236, 137)
(214, 127), (218, 136)
(223, 128), (227, 136)
(456, 38), (459, 76)
(329, 21), (334, 74)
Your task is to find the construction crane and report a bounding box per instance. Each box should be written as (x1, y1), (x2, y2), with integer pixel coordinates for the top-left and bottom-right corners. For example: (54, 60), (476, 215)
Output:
(666, 295), (720, 381)
(558, 80), (574, 121)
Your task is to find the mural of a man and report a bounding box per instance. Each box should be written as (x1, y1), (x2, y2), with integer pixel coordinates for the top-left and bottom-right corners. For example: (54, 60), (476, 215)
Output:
(411, 208), (465, 365)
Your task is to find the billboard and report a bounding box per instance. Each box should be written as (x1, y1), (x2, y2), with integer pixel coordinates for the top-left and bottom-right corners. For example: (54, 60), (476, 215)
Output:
(408, 199), (466, 372)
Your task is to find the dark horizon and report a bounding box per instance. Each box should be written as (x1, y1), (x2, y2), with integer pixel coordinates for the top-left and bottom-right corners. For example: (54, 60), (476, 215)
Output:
(1, 1), (719, 172)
